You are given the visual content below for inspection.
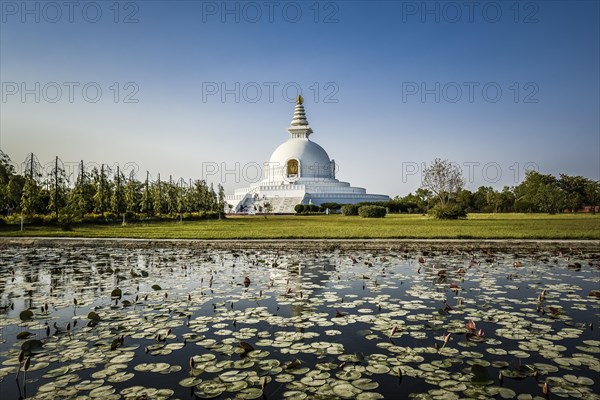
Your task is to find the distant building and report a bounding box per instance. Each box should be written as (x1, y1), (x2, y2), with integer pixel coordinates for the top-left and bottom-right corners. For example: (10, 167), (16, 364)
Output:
(226, 97), (389, 213)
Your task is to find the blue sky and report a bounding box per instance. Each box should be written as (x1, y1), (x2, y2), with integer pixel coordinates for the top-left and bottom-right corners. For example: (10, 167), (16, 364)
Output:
(1, 0), (598, 196)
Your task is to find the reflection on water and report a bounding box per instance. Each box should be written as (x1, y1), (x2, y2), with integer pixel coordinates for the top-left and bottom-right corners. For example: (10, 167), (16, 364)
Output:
(0, 246), (599, 399)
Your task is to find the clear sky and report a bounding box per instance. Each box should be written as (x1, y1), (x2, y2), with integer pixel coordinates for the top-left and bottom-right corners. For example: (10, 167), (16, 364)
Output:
(1, 0), (598, 196)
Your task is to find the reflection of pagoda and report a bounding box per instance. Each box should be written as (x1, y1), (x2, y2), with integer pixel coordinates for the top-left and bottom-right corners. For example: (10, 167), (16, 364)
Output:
(226, 97), (389, 213)
(268, 255), (337, 321)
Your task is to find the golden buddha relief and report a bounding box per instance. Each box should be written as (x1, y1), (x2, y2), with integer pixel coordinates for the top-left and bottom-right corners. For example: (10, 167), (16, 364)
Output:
(287, 159), (299, 176)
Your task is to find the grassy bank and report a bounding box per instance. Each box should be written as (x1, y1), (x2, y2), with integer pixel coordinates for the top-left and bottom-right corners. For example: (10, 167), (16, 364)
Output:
(0, 213), (598, 239)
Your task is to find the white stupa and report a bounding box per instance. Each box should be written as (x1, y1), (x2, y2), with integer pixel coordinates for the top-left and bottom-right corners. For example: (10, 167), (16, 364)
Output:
(226, 96), (389, 213)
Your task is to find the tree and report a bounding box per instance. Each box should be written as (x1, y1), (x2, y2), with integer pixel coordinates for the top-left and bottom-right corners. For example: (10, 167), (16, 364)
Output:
(398, 189), (431, 213)
(472, 186), (494, 212)
(69, 160), (95, 218)
(559, 174), (587, 212)
(515, 171), (565, 213)
(153, 173), (164, 217)
(20, 153), (43, 217)
(165, 176), (178, 216)
(92, 165), (111, 217)
(0, 150), (15, 185)
(175, 178), (186, 221)
(140, 171), (153, 217)
(21, 178), (41, 217)
(6, 175), (25, 212)
(584, 180), (600, 214)
(497, 186), (516, 213)
(263, 202), (273, 218)
(217, 184), (226, 218)
(455, 189), (474, 213)
(111, 165), (126, 223)
(421, 158), (465, 206)
(209, 183), (217, 212)
(47, 156), (68, 219)
(535, 182), (566, 214)
(124, 171), (141, 216)
(0, 150), (15, 214)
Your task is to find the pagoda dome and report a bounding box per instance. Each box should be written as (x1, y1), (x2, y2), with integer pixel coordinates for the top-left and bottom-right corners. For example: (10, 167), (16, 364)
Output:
(268, 138), (333, 181)
(266, 96), (334, 182)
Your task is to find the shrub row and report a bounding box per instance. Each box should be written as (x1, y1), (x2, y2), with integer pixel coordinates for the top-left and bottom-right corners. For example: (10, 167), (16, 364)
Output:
(427, 204), (467, 219)
(340, 204), (387, 218)
(294, 204), (321, 213)
(358, 205), (387, 218)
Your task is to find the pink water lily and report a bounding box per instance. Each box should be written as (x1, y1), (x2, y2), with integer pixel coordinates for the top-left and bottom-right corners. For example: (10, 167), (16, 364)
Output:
(438, 333), (451, 352)
(465, 320), (476, 332)
(443, 333), (451, 345)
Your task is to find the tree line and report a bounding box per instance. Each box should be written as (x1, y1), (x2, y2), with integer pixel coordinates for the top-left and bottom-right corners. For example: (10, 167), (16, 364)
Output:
(392, 159), (599, 217)
(0, 151), (226, 227)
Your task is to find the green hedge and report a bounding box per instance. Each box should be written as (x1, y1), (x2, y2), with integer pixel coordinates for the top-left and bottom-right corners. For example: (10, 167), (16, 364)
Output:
(428, 203), (467, 219)
(341, 204), (359, 216)
(358, 205), (387, 218)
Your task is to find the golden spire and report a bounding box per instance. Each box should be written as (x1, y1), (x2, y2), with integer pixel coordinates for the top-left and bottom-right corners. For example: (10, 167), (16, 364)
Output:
(288, 99), (313, 138)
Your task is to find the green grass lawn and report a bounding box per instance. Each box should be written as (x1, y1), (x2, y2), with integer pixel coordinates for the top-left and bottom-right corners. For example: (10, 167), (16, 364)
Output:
(1, 213), (598, 239)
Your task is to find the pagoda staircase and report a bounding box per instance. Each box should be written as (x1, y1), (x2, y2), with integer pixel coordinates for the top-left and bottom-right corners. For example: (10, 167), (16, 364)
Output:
(266, 196), (304, 214)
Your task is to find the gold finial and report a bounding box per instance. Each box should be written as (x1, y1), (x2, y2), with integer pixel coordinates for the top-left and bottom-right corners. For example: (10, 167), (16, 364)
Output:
(296, 95), (303, 105)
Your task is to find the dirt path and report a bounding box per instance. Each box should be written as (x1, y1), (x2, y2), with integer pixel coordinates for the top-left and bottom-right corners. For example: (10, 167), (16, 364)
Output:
(0, 237), (598, 254)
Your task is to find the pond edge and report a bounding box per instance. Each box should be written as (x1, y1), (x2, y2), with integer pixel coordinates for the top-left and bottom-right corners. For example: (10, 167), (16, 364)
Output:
(0, 237), (598, 254)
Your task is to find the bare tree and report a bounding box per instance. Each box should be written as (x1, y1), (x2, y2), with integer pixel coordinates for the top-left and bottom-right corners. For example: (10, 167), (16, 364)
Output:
(422, 158), (465, 206)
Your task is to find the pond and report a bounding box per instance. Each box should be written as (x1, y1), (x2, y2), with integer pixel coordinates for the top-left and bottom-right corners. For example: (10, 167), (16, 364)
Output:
(0, 246), (599, 399)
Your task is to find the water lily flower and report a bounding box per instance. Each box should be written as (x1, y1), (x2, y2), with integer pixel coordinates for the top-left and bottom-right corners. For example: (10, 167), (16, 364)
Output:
(476, 329), (485, 338)
(418, 256), (425, 264)
(243, 276), (251, 287)
(513, 261), (522, 268)
(443, 333), (451, 345)
(466, 320), (476, 332)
